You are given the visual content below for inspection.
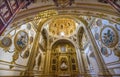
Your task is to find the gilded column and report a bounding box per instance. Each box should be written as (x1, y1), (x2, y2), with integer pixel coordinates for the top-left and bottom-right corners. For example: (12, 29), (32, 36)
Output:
(24, 19), (47, 76)
(44, 48), (51, 74)
(44, 35), (51, 75)
(24, 31), (40, 76)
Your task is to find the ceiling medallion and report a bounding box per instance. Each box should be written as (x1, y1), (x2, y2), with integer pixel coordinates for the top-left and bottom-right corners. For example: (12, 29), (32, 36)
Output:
(100, 26), (118, 48)
(0, 37), (12, 52)
(0, 37), (12, 47)
(53, 0), (74, 7)
(14, 30), (29, 51)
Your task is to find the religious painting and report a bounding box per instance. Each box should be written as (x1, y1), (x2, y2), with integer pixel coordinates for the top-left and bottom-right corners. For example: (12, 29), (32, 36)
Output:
(100, 26), (118, 48)
(14, 31), (29, 51)
(0, 37), (12, 47)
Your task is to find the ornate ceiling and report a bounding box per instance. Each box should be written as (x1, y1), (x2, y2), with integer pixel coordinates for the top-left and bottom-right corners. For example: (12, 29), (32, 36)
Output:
(49, 18), (76, 36)
(11, 0), (120, 25)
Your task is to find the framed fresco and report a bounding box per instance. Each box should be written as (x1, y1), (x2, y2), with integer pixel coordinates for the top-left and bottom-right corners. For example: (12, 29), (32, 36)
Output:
(115, 24), (120, 31)
(100, 26), (118, 48)
(0, 37), (12, 47)
(14, 30), (29, 51)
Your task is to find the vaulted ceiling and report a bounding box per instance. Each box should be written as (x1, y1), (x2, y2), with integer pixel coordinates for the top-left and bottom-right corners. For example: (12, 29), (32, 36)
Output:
(12, 0), (120, 24)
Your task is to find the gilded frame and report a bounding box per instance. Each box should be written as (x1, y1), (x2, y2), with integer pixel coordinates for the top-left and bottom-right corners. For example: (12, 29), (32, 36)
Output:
(100, 26), (118, 48)
(0, 37), (12, 52)
(14, 30), (29, 51)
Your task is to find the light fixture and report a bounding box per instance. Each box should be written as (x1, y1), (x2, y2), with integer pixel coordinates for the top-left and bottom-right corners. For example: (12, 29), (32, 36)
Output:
(60, 31), (65, 36)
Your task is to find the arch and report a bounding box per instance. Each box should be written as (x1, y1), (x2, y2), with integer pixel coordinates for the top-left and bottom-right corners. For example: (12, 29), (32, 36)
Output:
(50, 39), (77, 50)
(13, 3), (120, 24)
(38, 15), (87, 32)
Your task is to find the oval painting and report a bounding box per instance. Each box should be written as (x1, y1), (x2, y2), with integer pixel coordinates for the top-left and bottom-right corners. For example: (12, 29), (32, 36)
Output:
(1, 37), (12, 47)
(101, 47), (108, 56)
(100, 26), (118, 48)
(96, 19), (102, 26)
(14, 31), (29, 51)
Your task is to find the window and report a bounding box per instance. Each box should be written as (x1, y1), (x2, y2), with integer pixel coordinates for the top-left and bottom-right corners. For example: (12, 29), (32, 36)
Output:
(61, 46), (66, 52)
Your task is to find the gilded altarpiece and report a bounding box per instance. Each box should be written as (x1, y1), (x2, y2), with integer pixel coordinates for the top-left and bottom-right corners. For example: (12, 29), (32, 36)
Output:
(50, 42), (79, 76)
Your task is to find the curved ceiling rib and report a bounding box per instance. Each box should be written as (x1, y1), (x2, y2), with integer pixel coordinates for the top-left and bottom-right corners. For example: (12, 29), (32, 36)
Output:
(12, 2), (120, 24)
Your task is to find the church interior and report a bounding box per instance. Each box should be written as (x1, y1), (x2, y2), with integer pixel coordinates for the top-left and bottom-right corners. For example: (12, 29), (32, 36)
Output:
(0, 0), (120, 77)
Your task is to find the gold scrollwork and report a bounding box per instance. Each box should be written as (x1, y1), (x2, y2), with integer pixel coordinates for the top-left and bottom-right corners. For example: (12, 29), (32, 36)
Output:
(10, 49), (19, 69)
(11, 50), (19, 64)
(34, 10), (58, 20)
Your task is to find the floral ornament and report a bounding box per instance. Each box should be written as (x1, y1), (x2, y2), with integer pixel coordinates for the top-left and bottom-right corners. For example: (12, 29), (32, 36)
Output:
(100, 26), (118, 48)
(10, 50), (19, 69)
